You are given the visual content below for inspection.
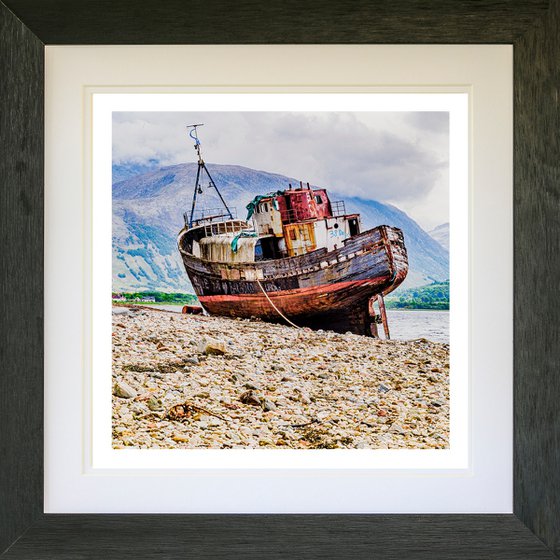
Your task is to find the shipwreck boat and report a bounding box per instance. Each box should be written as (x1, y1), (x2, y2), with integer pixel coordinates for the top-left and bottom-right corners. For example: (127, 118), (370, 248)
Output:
(177, 125), (408, 337)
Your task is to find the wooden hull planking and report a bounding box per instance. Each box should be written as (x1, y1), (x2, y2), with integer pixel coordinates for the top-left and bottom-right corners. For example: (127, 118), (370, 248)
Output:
(178, 224), (408, 335)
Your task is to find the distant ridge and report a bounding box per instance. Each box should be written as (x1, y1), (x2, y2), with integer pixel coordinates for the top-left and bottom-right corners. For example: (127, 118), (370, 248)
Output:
(112, 162), (449, 293)
(428, 222), (449, 251)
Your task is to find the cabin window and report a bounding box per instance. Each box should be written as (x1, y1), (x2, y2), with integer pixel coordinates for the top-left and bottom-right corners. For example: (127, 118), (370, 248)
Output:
(289, 229), (297, 240)
(348, 218), (360, 237)
(254, 240), (263, 261)
(315, 195), (322, 204)
(263, 202), (268, 212)
(260, 237), (279, 259)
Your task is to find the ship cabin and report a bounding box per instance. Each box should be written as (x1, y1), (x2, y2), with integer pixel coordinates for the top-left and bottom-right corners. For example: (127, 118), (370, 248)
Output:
(183, 182), (361, 264)
(251, 182), (361, 259)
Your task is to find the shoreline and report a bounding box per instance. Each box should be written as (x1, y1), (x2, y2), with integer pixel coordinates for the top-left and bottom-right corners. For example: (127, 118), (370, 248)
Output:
(118, 302), (450, 312)
(112, 306), (450, 450)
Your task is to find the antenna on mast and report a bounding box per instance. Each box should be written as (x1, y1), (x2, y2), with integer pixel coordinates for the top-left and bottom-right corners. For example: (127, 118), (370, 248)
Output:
(186, 124), (233, 228)
(187, 123), (204, 164)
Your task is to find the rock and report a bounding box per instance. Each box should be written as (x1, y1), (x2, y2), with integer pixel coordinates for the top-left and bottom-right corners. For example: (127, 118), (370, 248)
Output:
(243, 382), (260, 390)
(112, 307), (131, 316)
(197, 338), (226, 356)
(147, 396), (163, 411)
(184, 356), (199, 365)
(113, 381), (137, 399)
(240, 390), (263, 407)
(262, 398), (277, 412)
(388, 423), (406, 435)
(378, 383), (391, 393)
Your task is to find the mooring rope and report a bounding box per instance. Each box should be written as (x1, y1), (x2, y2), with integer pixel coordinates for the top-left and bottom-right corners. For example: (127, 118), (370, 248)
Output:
(255, 277), (301, 329)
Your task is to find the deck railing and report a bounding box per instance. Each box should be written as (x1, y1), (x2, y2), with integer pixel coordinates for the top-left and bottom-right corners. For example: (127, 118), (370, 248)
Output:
(184, 207), (239, 227)
(331, 200), (346, 217)
(200, 220), (249, 238)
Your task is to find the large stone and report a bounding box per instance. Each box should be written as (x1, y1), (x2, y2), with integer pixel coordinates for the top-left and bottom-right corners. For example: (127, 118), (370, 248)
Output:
(197, 338), (226, 356)
(262, 398), (277, 412)
(112, 307), (131, 316)
(113, 380), (137, 399)
(240, 389), (263, 407)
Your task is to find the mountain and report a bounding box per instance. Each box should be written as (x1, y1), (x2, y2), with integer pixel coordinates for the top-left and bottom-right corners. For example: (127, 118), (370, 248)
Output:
(112, 159), (160, 184)
(428, 222), (449, 251)
(112, 162), (449, 293)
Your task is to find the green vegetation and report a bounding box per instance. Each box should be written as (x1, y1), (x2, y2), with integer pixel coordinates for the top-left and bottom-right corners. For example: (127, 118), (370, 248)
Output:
(113, 292), (199, 305)
(385, 281), (449, 310)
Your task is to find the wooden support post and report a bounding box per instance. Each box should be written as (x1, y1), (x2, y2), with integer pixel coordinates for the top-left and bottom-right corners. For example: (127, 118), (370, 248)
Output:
(368, 297), (379, 338)
(377, 293), (390, 340)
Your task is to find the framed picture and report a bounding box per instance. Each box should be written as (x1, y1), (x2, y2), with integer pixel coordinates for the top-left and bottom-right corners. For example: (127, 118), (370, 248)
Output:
(1, 2), (558, 558)
(46, 45), (502, 514)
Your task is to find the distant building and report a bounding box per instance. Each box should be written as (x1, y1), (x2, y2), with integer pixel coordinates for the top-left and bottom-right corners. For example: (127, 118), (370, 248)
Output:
(112, 293), (126, 301)
(141, 296), (156, 303)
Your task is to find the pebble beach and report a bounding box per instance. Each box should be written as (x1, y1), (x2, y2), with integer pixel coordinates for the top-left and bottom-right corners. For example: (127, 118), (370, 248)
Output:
(112, 306), (450, 450)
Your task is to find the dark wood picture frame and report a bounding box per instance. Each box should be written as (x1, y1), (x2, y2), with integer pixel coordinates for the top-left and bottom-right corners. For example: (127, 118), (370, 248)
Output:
(1, 1), (558, 558)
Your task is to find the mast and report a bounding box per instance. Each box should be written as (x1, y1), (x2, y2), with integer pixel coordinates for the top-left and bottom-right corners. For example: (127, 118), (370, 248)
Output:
(186, 124), (233, 228)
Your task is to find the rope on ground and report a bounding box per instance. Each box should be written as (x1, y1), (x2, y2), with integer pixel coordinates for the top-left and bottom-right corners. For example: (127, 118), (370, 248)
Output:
(255, 277), (301, 329)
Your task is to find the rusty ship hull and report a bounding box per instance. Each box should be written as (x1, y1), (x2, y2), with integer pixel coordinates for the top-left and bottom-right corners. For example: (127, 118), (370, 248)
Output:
(178, 224), (408, 336)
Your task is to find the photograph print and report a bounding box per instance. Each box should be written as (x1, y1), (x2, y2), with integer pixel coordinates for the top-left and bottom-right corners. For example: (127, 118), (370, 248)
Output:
(111, 109), (450, 451)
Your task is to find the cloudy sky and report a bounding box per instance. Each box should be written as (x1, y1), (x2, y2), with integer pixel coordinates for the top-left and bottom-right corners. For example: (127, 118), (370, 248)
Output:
(113, 111), (449, 230)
